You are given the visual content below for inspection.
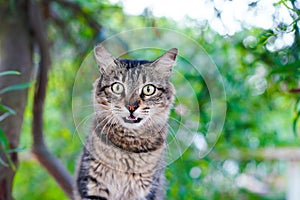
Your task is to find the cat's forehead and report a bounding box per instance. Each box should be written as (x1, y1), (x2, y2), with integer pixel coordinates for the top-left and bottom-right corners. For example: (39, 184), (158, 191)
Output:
(118, 59), (152, 69)
(112, 59), (158, 83)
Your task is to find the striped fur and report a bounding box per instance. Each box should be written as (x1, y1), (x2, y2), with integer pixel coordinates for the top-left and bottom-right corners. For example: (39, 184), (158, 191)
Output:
(74, 46), (177, 200)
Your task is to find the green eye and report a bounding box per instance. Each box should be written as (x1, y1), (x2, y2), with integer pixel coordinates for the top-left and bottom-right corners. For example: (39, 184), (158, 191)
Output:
(142, 84), (156, 96)
(111, 82), (124, 94)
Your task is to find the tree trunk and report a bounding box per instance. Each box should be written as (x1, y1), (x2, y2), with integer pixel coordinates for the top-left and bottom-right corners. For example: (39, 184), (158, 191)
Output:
(0, 1), (33, 199)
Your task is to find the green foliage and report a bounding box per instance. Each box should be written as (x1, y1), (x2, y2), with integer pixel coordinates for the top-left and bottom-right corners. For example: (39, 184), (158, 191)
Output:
(13, 159), (66, 199)
(0, 82), (32, 95)
(0, 70), (29, 170)
(0, 71), (20, 76)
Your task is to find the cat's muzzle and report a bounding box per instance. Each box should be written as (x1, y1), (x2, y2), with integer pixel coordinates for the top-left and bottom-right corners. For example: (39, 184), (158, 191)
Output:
(123, 115), (142, 124)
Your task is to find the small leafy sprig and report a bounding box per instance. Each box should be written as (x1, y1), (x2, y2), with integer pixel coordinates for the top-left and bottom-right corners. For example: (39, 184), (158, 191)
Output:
(0, 70), (29, 170)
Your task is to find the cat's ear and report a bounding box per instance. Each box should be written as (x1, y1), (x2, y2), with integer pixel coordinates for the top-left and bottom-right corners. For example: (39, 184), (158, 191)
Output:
(152, 48), (178, 78)
(94, 45), (117, 74)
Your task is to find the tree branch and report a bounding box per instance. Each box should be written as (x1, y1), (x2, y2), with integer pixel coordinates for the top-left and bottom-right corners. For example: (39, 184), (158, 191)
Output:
(48, 8), (80, 47)
(290, 88), (300, 93)
(210, 147), (300, 161)
(45, 0), (102, 33)
(28, 0), (73, 198)
(45, 0), (107, 64)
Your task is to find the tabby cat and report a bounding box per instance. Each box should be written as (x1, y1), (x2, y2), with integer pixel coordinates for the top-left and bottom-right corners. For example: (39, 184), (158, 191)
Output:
(74, 45), (178, 200)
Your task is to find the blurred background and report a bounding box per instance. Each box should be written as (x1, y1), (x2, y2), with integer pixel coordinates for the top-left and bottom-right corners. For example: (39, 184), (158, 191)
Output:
(0, 0), (300, 199)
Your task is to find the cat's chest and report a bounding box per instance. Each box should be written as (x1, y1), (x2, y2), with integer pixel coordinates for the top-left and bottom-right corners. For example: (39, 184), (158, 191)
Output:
(89, 132), (164, 172)
(88, 161), (154, 199)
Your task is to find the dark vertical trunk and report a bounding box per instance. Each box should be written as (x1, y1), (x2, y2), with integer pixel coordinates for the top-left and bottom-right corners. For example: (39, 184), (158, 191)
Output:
(0, 1), (32, 199)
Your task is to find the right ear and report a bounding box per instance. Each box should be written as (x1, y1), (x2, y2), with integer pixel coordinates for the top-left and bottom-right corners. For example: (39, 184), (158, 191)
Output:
(151, 48), (178, 78)
(94, 45), (118, 74)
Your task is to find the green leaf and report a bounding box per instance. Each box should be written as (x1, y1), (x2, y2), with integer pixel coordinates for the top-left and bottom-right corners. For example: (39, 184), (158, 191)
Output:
(0, 128), (8, 148)
(259, 30), (275, 45)
(0, 104), (16, 115)
(0, 157), (8, 167)
(0, 127), (20, 170)
(269, 61), (300, 76)
(293, 98), (300, 136)
(0, 104), (16, 121)
(5, 153), (16, 171)
(0, 82), (31, 94)
(6, 146), (25, 153)
(0, 113), (12, 122)
(0, 71), (20, 77)
(293, 113), (299, 136)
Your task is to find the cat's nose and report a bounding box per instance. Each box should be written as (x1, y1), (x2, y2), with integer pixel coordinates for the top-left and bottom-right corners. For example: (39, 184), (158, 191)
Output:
(126, 102), (138, 113)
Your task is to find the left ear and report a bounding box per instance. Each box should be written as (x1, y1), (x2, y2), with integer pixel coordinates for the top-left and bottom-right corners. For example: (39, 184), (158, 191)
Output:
(152, 48), (178, 78)
(94, 44), (118, 75)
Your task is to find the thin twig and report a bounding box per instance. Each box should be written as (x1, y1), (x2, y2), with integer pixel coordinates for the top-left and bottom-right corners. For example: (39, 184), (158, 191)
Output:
(290, 88), (300, 93)
(28, 0), (73, 198)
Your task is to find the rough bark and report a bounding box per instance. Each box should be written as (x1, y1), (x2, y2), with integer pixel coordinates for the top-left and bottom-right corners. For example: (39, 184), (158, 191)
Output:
(0, 1), (33, 199)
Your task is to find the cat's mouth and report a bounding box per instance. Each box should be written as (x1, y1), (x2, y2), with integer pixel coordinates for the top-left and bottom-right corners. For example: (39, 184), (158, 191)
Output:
(123, 115), (142, 124)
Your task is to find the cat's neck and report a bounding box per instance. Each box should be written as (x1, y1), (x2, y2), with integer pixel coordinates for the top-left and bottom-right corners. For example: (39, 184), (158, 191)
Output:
(87, 129), (166, 173)
(93, 118), (168, 153)
(84, 118), (167, 172)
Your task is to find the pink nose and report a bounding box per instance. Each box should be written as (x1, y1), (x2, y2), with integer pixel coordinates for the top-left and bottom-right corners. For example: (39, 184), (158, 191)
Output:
(128, 105), (136, 111)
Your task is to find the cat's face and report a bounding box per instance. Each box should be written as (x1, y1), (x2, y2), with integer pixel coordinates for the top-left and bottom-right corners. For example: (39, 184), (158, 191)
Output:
(93, 46), (177, 132)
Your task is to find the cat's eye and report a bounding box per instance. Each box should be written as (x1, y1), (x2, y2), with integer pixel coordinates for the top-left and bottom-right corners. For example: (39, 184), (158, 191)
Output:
(142, 84), (156, 96)
(111, 82), (124, 94)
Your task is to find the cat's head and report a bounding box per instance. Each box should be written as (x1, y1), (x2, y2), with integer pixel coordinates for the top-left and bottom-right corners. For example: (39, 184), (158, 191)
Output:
(93, 45), (177, 132)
